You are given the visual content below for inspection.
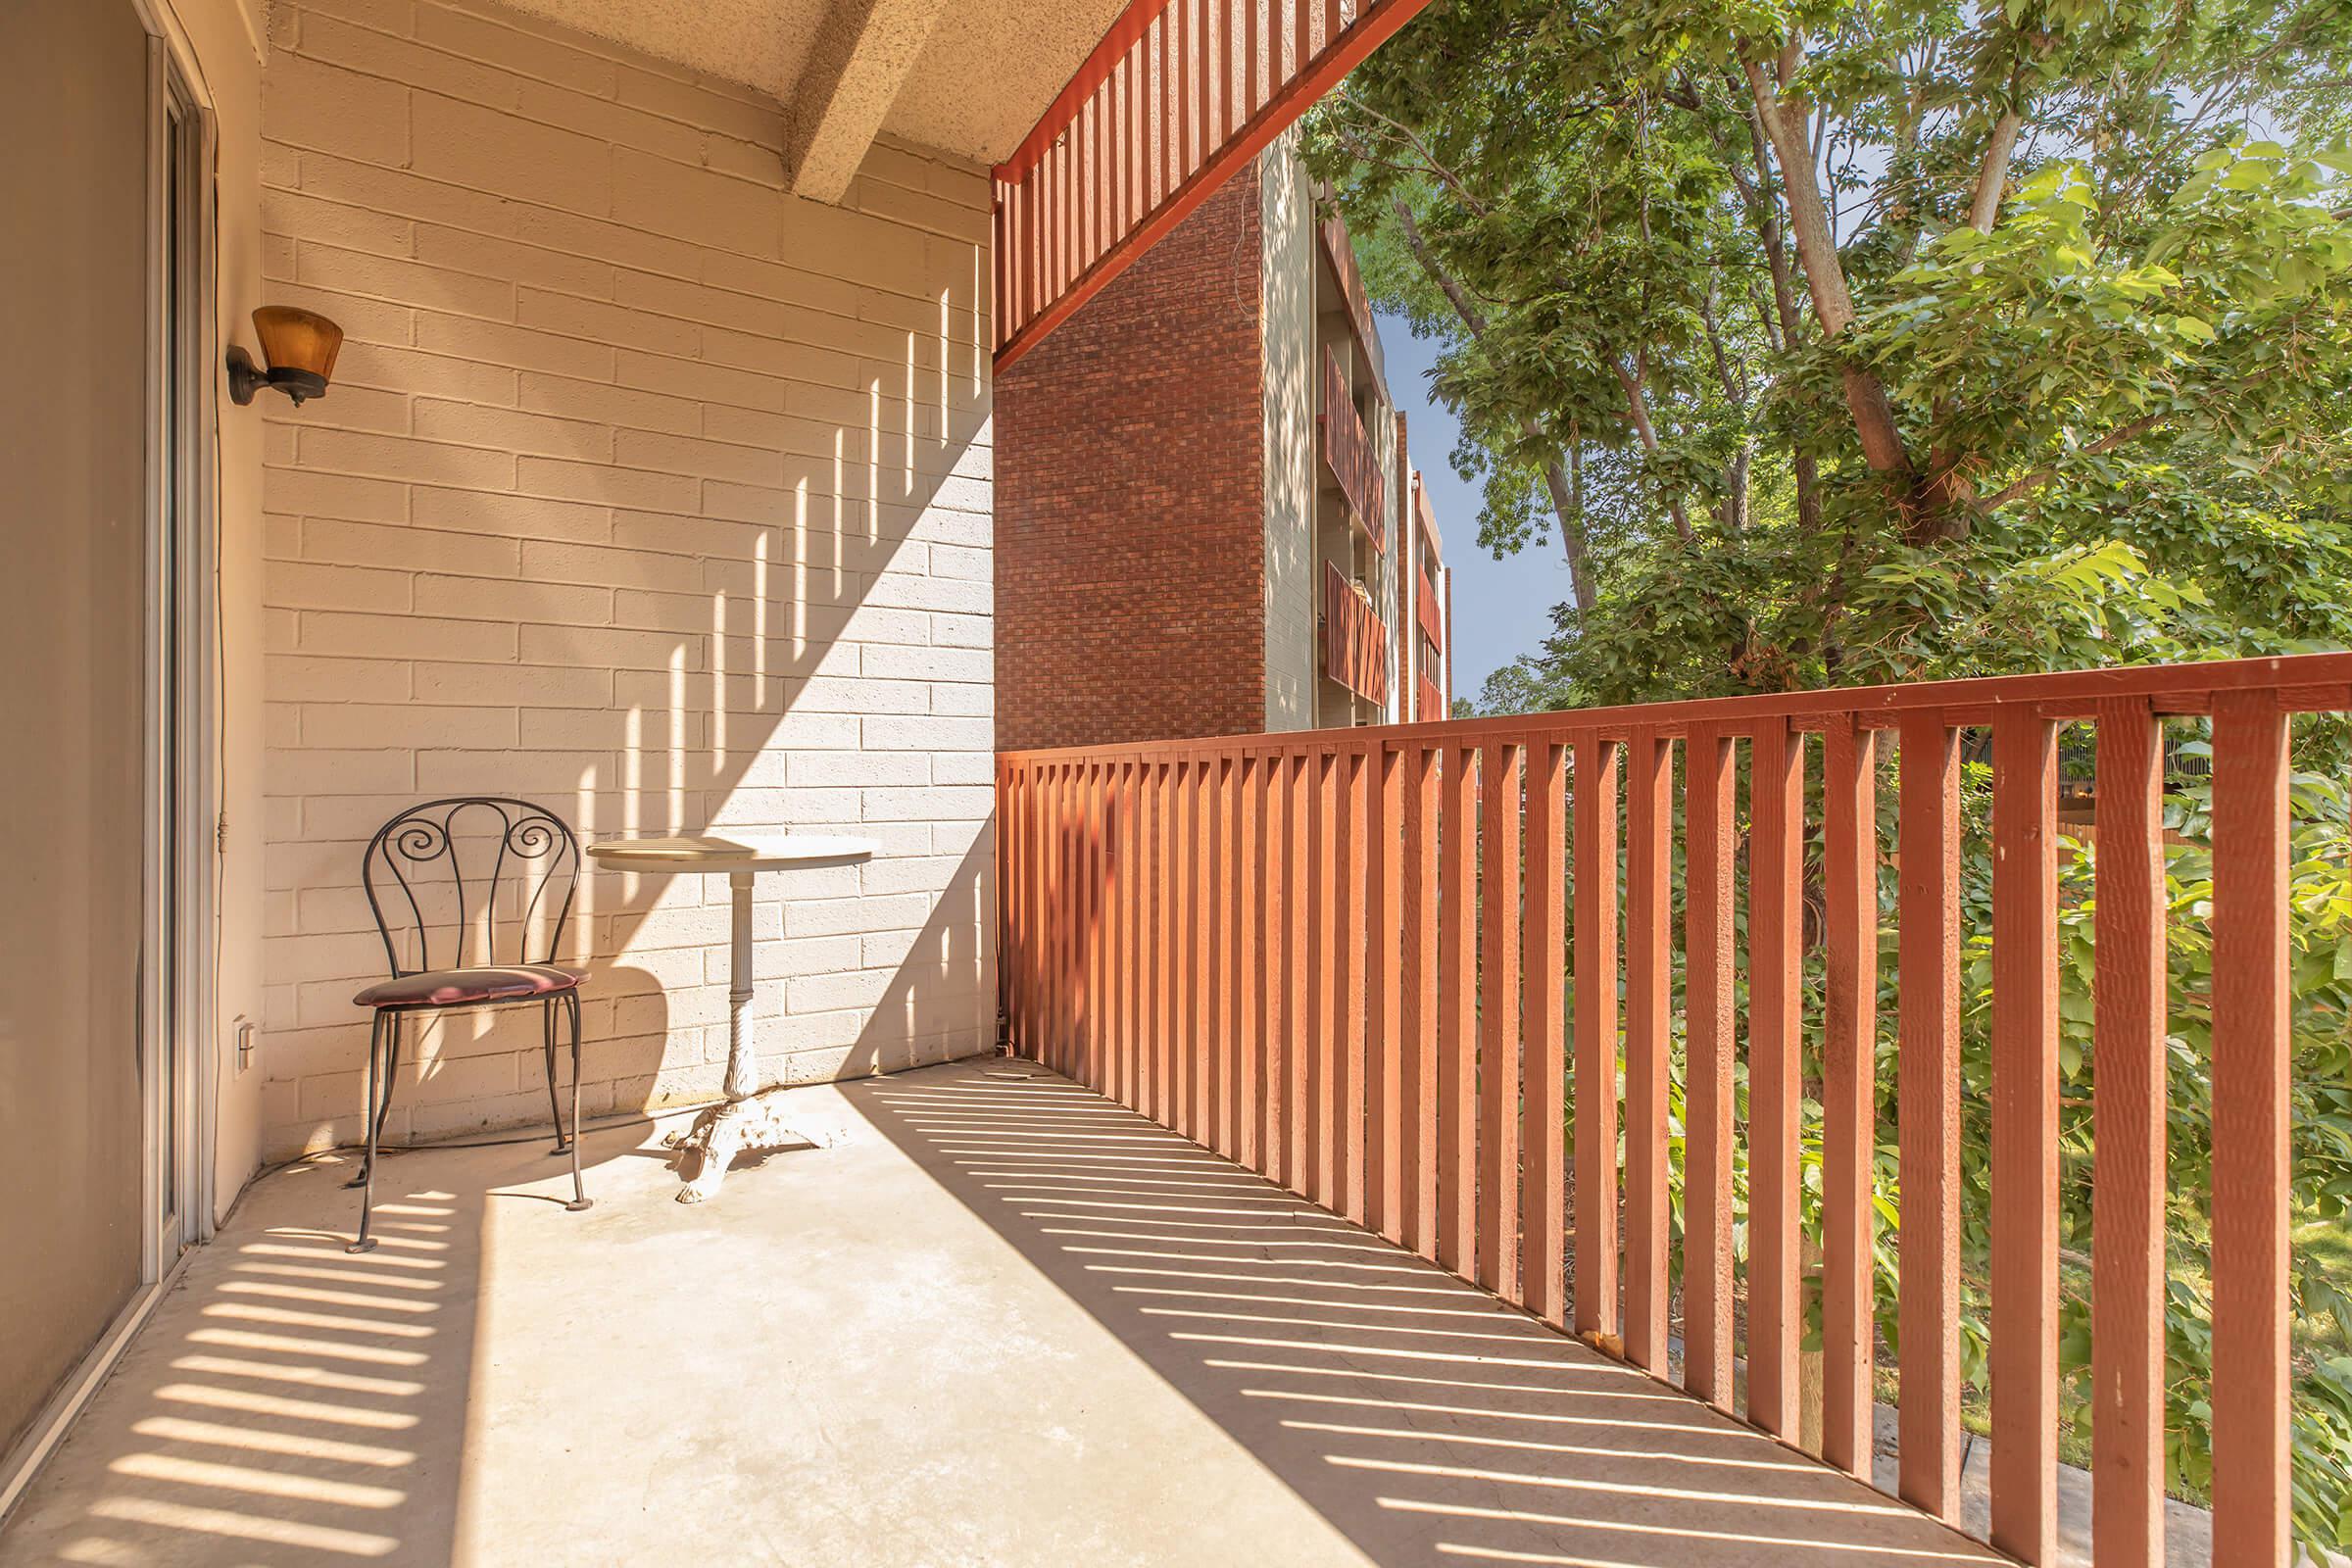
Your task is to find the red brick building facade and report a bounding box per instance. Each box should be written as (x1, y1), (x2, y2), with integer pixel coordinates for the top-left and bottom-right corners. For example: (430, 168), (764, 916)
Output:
(996, 168), (1270, 753)
(996, 144), (1448, 753)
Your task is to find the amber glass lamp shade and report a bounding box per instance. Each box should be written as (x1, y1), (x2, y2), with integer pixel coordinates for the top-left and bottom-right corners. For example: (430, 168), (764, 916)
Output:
(252, 306), (342, 403)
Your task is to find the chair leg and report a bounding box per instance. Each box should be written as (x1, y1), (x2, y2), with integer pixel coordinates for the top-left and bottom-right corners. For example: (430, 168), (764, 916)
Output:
(349, 1011), (389, 1253)
(541, 1000), (568, 1155)
(564, 990), (591, 1213)
(374, 1016), (405, 1148)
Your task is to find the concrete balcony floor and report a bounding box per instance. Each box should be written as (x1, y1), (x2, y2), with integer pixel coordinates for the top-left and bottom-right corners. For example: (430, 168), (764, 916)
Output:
(0, 1060), (2002, 1568)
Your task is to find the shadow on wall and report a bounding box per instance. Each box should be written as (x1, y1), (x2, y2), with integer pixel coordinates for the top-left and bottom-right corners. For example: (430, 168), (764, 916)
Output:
(262, 216), (996, 1158)
(840, 1067), (2010, 1568)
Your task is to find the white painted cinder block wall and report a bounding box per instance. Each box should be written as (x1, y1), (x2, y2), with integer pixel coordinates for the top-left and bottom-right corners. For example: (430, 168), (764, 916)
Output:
(1259, 131), (1317, 733)
(255, 0), (996, 1158)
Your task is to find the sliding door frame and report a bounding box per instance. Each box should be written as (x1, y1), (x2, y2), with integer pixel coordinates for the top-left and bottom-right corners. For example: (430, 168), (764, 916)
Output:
(0, 0), (219, 1524)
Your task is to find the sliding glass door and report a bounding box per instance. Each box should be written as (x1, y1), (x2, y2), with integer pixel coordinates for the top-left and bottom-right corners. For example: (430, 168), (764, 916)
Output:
(0, 0), (208, 1464)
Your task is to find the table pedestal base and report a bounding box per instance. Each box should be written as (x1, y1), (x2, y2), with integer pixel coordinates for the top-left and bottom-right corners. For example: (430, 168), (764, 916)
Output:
(663, 1092), (817, 1203)
(587, 842), (879, 1205)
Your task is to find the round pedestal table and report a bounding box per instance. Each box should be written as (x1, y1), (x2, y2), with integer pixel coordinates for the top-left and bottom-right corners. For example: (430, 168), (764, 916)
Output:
(587, 833), (876, 1202)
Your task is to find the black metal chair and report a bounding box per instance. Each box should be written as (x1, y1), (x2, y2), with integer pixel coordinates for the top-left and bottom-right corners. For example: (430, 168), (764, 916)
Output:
(348, 797), (591, 1253)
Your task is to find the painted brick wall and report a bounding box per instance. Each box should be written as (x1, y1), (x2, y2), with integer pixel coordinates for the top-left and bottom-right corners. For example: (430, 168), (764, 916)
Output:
(256, 0), (996, 1157)
(994, 164), (1267, 754)
(1258, 134), (1317, 732)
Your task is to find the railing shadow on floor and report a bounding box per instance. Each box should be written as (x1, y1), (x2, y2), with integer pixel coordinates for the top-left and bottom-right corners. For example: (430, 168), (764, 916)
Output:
(0, 1155), (484, 1568)
(844, 1060), (2006, 1568)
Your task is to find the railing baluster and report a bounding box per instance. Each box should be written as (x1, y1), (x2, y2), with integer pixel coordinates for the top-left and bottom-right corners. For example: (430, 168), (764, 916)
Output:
(1571, 734), (1618, 1343)
(1308, 749), (1338, 1207)
(1113, 760), (1134, 1105)
(1405, 744), (1440, 1260)
(1624, 727), (1671, 1370)
(1264, 756), (1287, 1180)
(1371, 743), (1403, 1241)
(1748, 716), (1801, 1439)
(1214, 756), (1238, 1154)
(1823, 713), (1878, 1478)
(1298, 752), (1317, 1194)
(1341, 747), (1370, 1224)
(1243, 0), (1261, 115)
(1990, 708), (2059, 1566)
(1898, 712), (1963, 1520)
(1002, 761), (1022, 1058)
(1264, 753), (1290, 1183)
(1062, 761), (1082, 1077)
(1041, 763), (1061, 1073)
(1078, 760), (1093, 1080)
(1522, 742), (1568, 1326)
(1683, 725), (1735, 1408)
(1167, 759), (1190, 1128)
(2092, 697), (2166, 1567)
(1172, 0), (1191, 185)
(1153, 760), (1175, 1122)
(1479, 741), (1524, 1300)
(1439, 743), (1478, 1276)
(1194, 755), (1216, 1141)
(1101, 759), (1116, 1093)
(2210, 689), (2291, 1566)
(1238, 755), (1263, 1171)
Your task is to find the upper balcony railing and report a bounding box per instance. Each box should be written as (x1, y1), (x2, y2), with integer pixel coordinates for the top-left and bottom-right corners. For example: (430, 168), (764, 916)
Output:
(992, 0), (1438, 368)
(1415, 568), (1444, 652)
(1319, 345), (1386, 550)
(996, 652), (2352, 1568)
(1320, 560), (1389, 704)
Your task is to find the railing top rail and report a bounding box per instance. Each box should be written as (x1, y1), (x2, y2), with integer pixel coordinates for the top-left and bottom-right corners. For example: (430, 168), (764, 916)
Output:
(997, 652), (2352, 763)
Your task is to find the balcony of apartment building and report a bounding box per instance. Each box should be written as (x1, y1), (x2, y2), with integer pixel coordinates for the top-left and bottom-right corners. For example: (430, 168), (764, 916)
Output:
(1409, 470), (1448, 720)
(0, 2), (2333, 1567)
(1314, 209), (1396, 728)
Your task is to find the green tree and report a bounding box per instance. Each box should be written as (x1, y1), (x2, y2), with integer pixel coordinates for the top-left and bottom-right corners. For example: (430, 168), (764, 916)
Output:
(1304, 0), (2352, 701)
(1308, 0), (2352, 1551)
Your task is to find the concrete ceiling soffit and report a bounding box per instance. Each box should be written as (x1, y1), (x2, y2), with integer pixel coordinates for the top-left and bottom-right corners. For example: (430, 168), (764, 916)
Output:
(782, 0), (954, 204)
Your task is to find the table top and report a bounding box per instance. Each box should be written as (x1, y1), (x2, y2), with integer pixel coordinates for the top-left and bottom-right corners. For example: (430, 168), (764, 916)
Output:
(586, 834), (878, 873)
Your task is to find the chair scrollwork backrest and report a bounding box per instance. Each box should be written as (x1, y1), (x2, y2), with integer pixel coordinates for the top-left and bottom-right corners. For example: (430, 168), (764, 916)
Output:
(360, 798), (580, 977)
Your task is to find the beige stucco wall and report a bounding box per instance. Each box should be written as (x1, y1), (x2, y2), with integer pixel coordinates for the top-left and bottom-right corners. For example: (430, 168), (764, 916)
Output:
(253, 0), (996, 1158)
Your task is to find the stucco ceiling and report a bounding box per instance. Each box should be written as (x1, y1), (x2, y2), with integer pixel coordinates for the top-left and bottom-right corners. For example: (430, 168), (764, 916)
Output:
(494, 0), (1129, 167)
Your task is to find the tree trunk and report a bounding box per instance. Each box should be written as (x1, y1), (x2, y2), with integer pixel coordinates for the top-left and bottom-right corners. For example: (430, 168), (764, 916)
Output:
(1392, 195), (1603, 603)
(1740, 56), (1910, 479)
(1614, 358), (1694, 543)
(1539, 449), (1598, 613)
(1969, 107), (2025, 232)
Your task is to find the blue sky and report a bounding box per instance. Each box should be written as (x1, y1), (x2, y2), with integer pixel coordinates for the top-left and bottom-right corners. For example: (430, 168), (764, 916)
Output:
(1379, 309), (1575, 706)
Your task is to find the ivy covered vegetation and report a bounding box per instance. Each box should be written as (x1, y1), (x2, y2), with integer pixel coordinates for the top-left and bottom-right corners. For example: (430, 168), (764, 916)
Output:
(1302, 0), (2352, 1551)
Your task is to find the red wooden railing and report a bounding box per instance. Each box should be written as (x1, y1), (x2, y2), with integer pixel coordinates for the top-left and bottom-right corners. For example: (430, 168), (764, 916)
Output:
(1320, 344), (1387, 548)
(993, 0), (1438, 368)
(1320, 208), (1378, 359)
(996, 654), (2350, 1568)
(1415, 569), (1444, 652)
(1320, 560), (1388, 704)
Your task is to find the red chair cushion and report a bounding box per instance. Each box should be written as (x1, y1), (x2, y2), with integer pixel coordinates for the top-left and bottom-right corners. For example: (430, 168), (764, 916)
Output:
(354, 964), (586, 1009)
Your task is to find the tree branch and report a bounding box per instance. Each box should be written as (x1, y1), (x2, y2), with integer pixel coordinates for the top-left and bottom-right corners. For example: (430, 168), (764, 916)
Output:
(1391, 195), (1601, 609)
(1979, 414), (2164, 510)
(1969, 106), (2026, 231)
(1614, 357), (1694, 544)
(1741, 54), (1912, 478)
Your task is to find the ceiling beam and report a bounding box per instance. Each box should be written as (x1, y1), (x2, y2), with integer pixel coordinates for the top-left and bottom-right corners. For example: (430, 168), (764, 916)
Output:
(782, 0), (953, 206)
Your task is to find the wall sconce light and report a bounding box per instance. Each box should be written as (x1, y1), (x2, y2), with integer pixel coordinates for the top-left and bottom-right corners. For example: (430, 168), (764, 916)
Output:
(227, 306), (343, 407)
